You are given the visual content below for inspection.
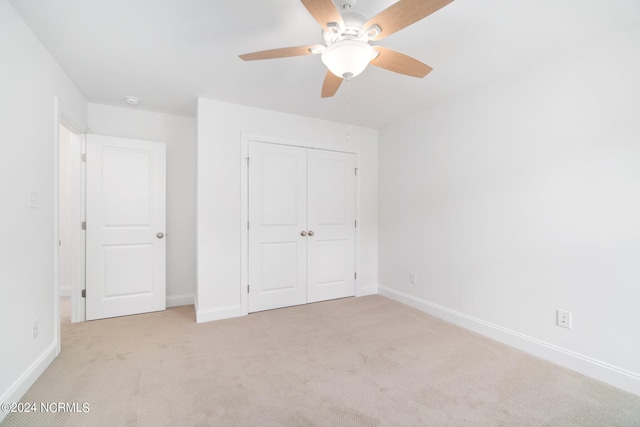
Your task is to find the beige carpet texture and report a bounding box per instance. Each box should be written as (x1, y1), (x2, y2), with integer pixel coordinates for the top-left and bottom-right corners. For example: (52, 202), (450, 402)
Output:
(3, 295), (640, 426)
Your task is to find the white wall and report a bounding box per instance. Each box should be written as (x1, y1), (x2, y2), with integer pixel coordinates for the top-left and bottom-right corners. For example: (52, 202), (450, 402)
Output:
(378, 24), (640, 395)
(197, 98), (378, 321)
(0, 0), (87, 420)
(88, 103), (196, 306)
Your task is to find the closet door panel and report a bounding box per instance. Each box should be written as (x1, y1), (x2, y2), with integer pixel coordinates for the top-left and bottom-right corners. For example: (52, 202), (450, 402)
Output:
(248, 142), (307, 312)
(307, 149), (356, 303)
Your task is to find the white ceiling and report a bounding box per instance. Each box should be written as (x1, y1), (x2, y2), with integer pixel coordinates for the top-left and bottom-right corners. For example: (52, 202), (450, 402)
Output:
(9, 0), (640, 129)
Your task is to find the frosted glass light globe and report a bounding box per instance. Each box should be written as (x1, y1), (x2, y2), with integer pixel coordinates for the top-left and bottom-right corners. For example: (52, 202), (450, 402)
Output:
(321, 40), (377, 79)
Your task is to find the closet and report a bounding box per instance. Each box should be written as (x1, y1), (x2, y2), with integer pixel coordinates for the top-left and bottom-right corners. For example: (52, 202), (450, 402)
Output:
(248, 141), (356, 313)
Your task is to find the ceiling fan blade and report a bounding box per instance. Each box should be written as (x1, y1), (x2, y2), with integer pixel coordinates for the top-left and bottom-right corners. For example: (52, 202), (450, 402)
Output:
(321, 71), (343, 98)
(365, 0), (453, 41)
(239, 45), (324, 61)
(300, 0), (344, 31)
(370, 46), (433, 78)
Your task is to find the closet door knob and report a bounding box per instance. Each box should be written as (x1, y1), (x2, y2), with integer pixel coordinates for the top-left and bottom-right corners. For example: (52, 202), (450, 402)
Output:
(300, 231), (307, 237)
(308, 230), (314, 237)
(157, 232), (164, 239)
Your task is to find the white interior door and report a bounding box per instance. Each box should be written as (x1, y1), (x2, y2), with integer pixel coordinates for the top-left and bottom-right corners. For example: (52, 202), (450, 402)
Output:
(307, 149), (356, 303)
(248, 142), (356, 313)
(86, 135), (166, 320)
(248, 142), (307, 313)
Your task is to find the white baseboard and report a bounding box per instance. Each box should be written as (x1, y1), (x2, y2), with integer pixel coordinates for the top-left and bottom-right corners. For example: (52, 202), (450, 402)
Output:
(195, 289), (378, 322)
(59, 286), (71, 297)
(0, 342), (57, 424)
(166, 293), (194, 308)
(357, 285), (378, 297)
(196, 304), (244, 323)
(378, 286), (640, 397)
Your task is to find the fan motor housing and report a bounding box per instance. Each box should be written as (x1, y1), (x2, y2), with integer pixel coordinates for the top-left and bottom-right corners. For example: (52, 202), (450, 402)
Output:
(322, 12), (369, 45)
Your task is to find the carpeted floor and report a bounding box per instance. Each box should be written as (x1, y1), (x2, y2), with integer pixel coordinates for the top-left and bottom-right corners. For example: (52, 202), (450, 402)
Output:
(3, 295), (640, 426)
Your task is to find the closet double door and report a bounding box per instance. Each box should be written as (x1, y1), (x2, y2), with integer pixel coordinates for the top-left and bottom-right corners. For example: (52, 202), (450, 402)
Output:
(248, 141), (356, 313)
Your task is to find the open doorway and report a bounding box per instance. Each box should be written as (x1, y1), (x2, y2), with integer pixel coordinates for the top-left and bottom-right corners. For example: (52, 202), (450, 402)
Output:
(57, 122), (85, 327)
(59, 124), (73, 323)
(57, 125), (167, 330)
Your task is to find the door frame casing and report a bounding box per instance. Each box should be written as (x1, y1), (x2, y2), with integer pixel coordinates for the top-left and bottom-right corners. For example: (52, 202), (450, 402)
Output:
(240, 133), (359, 316)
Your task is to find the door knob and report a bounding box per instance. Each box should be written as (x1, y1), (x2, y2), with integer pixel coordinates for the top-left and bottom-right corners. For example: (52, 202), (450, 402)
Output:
(300, 231), (307, 237)
(308, 230), (314, 237)
(157, 232), (164, 239)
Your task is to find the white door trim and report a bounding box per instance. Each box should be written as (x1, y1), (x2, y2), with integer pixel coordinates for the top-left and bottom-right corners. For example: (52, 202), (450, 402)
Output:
(240, 133), (359, 316)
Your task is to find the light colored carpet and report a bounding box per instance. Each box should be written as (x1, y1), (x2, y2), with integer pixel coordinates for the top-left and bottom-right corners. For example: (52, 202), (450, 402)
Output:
(3, 295), (640, 426)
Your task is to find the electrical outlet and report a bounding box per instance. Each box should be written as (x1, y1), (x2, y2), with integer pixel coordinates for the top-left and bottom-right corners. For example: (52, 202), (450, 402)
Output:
(409, 273), (417, 285)
(557, 310), (571, 329)
(32, 319), (38, 339)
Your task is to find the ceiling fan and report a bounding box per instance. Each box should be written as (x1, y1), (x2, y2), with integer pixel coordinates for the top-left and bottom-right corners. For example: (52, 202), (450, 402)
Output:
(239, 0), (453, 98)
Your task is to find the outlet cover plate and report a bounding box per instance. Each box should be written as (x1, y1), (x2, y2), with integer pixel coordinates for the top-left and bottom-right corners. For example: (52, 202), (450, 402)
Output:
(409, 273), (417, 285)
(557, 309), (571, 329)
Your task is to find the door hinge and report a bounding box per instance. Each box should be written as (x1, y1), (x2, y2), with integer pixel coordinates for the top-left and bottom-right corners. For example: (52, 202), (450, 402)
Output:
(81, 221), (86, 230)
(247, 284), (250, 293)
(355, 168), (358, 176)
(247, 222), (250, 230)
(355, 220), (357, 228)
(246, 157), (250, 167)
(354, 272), (357, 280)
(81, 154), (86, 162)
(81, 289), (86, 298)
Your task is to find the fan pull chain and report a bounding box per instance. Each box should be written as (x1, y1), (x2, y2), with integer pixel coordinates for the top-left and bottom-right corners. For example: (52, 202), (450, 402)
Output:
(346, 77), (352, 144)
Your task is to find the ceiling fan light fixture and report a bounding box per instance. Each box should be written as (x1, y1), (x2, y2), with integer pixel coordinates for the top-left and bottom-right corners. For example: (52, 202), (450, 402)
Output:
(321, 40), (376, 79)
